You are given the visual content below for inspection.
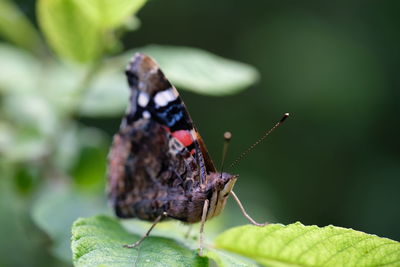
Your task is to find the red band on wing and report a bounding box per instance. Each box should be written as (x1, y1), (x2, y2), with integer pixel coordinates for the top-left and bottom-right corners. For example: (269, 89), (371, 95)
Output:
(172, 130), (193, 147)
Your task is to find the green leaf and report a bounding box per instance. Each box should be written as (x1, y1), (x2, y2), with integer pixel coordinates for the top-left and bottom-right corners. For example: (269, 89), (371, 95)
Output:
(0, 0), (44, 55)
(37, 0), (146, 62)
(78, 60), (129, 116)
(129, 45), (260, 95)
(79, 45), (260, 116)
(215, 222), (400, 267)
(70, 127), (108, 192)
(71, 215), (208, 267)
(0, 166), (53, 266)
(1, 92), (57, 162)
(32, 185), (107, 262)
(0, 44), (40, 93)
(37, 0), (103, 62)
(77, 0), (146, 29)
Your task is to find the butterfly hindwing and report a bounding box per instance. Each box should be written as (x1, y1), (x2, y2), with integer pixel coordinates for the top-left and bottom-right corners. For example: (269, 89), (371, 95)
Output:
(108, 118), (200, 220)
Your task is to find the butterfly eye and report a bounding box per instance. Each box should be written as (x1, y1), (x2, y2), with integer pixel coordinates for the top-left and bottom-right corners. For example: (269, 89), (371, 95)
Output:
(223, 192), (229, 197)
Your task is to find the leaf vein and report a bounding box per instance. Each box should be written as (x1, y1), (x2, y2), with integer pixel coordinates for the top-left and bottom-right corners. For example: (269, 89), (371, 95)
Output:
(295, 230), (348, 261)
(379, 258), (400, 266)
(255, 226), (285, 253)
(321, 235), (373, 266)
(354, 242), (400, 267)
(277, 227), (319, 257)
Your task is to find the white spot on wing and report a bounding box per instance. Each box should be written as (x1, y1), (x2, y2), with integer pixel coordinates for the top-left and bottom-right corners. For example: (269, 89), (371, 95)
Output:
(143, 110), (151, 119)
(138, 92), (150, 107)
(154, 88), (177, 107)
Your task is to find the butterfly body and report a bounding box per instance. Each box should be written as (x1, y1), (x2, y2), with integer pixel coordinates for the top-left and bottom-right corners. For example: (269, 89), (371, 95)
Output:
(108, 53), (237, 224)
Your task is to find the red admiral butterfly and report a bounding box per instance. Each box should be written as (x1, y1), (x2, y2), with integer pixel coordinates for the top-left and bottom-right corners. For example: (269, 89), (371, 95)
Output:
(108, 53), (288, 255)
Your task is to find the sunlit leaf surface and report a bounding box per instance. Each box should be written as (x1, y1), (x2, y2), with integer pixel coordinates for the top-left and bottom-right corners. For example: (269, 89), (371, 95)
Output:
(215, 223), (400, 267)
(37, 0), (146, 62)
(0, 0), (43, 54)
(77, 0), (146, 29)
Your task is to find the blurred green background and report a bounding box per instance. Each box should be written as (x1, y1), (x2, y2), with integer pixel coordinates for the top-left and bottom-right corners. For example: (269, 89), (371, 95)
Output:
(1, 0), (399, 266)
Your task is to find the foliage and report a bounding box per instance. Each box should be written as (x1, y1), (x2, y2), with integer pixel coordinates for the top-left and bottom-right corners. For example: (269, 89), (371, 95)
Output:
(71, 216), (207, 267)
(0, 0), (258, 266)
(37, 0), (146, 62)
(215, 223), (400, 266)
(1, 0), (399, 266)
(130, 45), (259, 95)
(71, 216), (400, 267)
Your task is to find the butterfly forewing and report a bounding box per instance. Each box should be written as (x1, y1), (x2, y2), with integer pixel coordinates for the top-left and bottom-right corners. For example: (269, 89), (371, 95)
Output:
(108, 53), (218, 222)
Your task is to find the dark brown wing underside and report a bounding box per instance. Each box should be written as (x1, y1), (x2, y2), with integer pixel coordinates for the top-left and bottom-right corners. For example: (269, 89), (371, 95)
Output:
(108, 118), (200, 220)
(125, 53), (217, 173)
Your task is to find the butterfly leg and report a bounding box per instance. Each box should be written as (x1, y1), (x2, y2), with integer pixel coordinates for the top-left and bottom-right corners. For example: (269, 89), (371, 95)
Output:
(124, 212), (167, 248)
(199, 199), (209, 256)
(231, 191), (269, 227)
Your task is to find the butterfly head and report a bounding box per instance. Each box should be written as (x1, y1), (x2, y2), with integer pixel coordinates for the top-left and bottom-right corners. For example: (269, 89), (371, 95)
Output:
(206, 172), (238, 220)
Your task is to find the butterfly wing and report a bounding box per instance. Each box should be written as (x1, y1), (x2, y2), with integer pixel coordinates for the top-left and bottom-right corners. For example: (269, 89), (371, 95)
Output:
(108, 117), (200, 220)
(124, 53), (216, 177)
(194, 129), (217, 173)
(108, 53), (216, 220)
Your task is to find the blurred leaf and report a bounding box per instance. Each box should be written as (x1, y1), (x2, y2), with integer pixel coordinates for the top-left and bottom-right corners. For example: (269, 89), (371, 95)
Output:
(37, 61), (87, 113)
(32, 184), (108, 262)
(71, 127), (108, 192)
(71, 215), (207, 267)
(79, 45), (259, 116)
(0, 44), (84, 109)
(37, 0), (103, 62)
(14, 164), (40, 194)
(0, 0), (44, 55)
(0, 119), (49, 163)
(130, 45), (260, 95)
(78, 60), (129, 116)
(0, 45), (91, 163)
(215, 223), (400, 267)
(0, 166), (57, 267)
(4, 92), (57, 136)
(0, 122), (13, 156)
(77, 0), (146, 29)
(1, 92), (57, 162)
(52, 123), (108, 193)
(0, 44), (40, 93)
(37, 0), (147, 62)
(124, 16), (141, 31)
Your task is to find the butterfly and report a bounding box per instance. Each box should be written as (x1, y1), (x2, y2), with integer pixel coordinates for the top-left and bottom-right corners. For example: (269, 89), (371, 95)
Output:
(107, 53), (285, 255)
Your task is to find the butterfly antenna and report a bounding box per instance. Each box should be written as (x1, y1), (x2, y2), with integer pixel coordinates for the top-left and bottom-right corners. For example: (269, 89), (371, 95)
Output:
(230, 113), (289, 169)
(220, 132), (232, 176)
